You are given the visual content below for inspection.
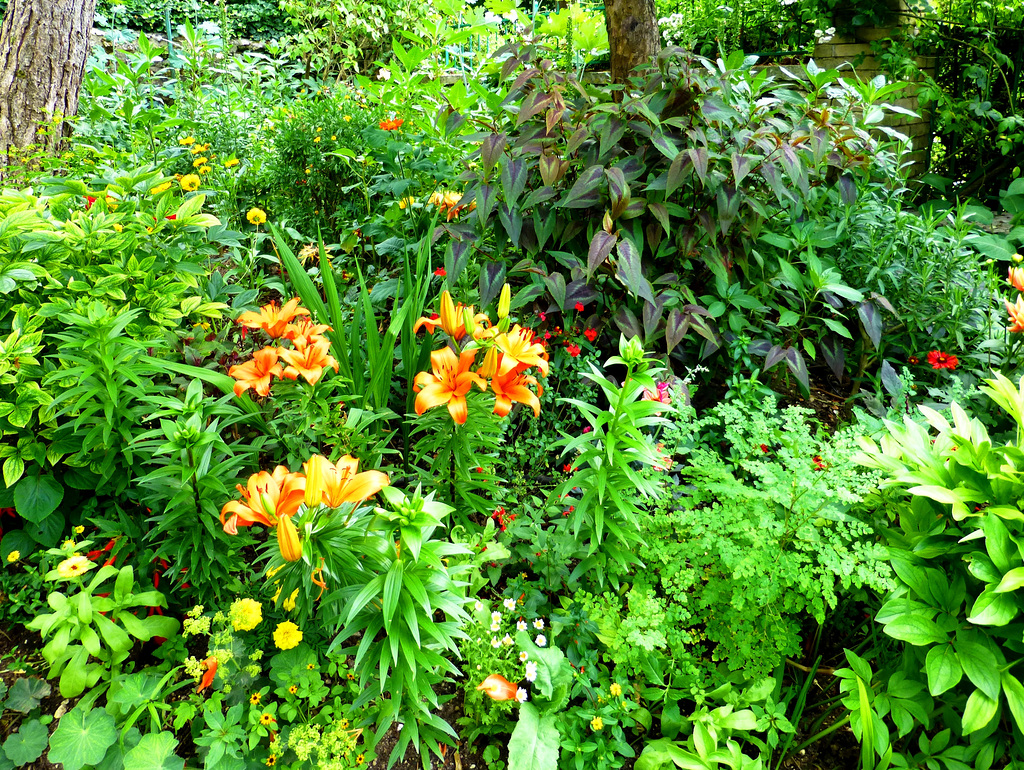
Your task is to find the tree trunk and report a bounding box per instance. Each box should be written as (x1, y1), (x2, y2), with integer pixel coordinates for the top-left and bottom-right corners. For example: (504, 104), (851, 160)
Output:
(0, 0), (97, 169)
(604, 0), (660, 84)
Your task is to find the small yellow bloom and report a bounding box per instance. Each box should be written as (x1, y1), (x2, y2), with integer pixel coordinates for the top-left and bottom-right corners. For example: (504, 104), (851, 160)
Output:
(591, 716), (603, 731)
(63, 539), (75, 550)
(316, 127), (322, 132)
(399, 196), (416, 209)
(288, 684), (298, 694)
(198, 166), (212, 174)
(179, 174), (201, 192)
(259, 712), (275, 726)
(250, 692), (262, 705)
(56, 555), (93, 579)
(192, 157), (208, 168)
(273, 621), (303, 650)
(247, 208), (268, 226)
(282, 588), (299, 612)
(305, 167), (312, 174)
(73, 525), (85, 534)
(609, 683), (623, 697)
(225, 158), (240, 168)
(313, 137), (320, 143)
(6, 550), (19, 563)
(112, 223), (123, 232)
(179, 136), (196, 146)
(150, 181), (172, 195)
(343, 116), (352, 122)
(330, 135), (336, 140)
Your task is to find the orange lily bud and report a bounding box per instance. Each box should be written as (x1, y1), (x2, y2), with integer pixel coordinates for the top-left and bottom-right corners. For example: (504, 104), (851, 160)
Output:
(197, 656), (219, 693)
(277, 514), (302, 562)
(440, 291), (458, 337)
(498, 283), (511, 319)
(303, 455), (329, 508)
(477, 673), (518, 701)
(478, 347), (500, 379)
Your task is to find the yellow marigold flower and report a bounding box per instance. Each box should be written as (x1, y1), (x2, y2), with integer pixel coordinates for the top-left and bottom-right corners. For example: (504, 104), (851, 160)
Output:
(192, 157), (209, 168)
(179, 136), (196, 146)
(198, 166), (212, 174)
(610, 683), (623, 697)
(591, 716), (603, 731)
(56, 555), (93, 579)
(273, 621), (303, 650)
(190, 146), (203, 154)
(225, 158), (240, 168)
(150, 181), (172, 195)
(247, 208), (268, 226)
(6, 550), (19, 563)
(229, 598), (263, 631)
(179, 174), (201, 192)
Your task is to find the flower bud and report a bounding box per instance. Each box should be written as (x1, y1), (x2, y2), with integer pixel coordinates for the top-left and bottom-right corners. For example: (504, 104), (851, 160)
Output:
(603, 210), (614, 233)
(277, 515), (302, 562)
(303, 455), (328, 508)
(618, 334), (648, 371)
(498, 284), (511, 319)
(1015, 253), (1024, 265)
(463, 306), (477, 339)
(439, 291), (458, 335)
(478, 346), (500, 378)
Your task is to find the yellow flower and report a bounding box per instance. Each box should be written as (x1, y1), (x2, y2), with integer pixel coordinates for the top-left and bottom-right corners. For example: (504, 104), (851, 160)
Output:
(112, 223), (123, 232)
(399, 196), (416, 209)
(259, 712), (276, 726)
(313, 137), (320, 143)
(609, 683), (622, 697)
(150, 181), (172, 195)
(288, 684), (298, 694)
(591, 716), (603, 731)
(339, 719), (350, 729)
(282, 588), (299, 612)
(250, 692), (262, 705)
(229, 598), (263, 631)
(192, 157), (209, 168)
(225, 158), (240, 168)
(305, 167), (312, 174)
(56, 555), (93, 579)
(273, 621), (303, 650)
(247, 208), (268, 226)
(198, 166), (212, 174)
(343, 116), (352, 122)
(6, 550), (19, 563)
(330, 135), (336, 140)
(179, 174), (201, 192)
(356, 755), (365, 766)
(73, 525), (85, 534)
(63, 539), (76, 550)
(266, 757), (276, 766)
(179, 136), (196, 146)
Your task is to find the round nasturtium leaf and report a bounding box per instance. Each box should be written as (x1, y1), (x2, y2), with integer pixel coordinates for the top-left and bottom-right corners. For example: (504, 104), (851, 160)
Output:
(2, 718), (49, 765)
(47, 707), (117, 770)
(123, 732), (185, 770)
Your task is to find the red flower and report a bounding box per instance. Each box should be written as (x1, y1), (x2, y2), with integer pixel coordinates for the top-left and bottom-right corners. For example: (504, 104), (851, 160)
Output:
(584, 328), (598, 342)
(926, 350), (958, 370)
(908, 356), (919, 365)
(760, 444), (769, 454)
(84, 195), (97, 210)
(434, 268), (446, 277)
(565, 343), (581, 357)
(582, 426), (592, 434)
(812, 455), (826, 471)
(574, 302), (584, 312)
(538, 311), (547, 322)
(562, 463), (576, 473)
(380, 118), (404, 131)
(166, 214), (177, 220)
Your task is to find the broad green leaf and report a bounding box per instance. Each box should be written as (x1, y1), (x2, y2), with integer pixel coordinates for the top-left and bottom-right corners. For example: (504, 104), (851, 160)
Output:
(48, 707), (117, 770)
(967, 589), (1018, 626)
(925, 644), (962, 696)
(2, 718), (48, 765)
(508, 702), (560, 770)
(1002, 672), (1024, 736)
(883, 614), (947, 646)
(5, 678), (50, 713)
(13, 475), (63, 524)
(994, 567), (1024, 593)
(123, 732), (184, 770)
(961, 688), (998, 735)
(957, 638), (1000, 700)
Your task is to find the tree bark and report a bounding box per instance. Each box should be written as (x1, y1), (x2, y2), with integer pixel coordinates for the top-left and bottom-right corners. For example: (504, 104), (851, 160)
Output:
(604, 0), (660, 84)
(0, 0), (98, 168)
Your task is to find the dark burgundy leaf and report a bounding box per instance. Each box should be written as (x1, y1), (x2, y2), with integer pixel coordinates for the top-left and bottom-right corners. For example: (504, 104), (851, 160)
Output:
(544, 271), (567, 312)
(615, 237), (655, 304)
(481, 134), (507, 177)
(587, 230), (617, 275)
(880, 359), (901, 396)
(613, 305), (642, 339)
(858, 300), (881, 349)
(479, 263), (507, 310)
(784, 347), (810, 394)
(501, 159), (528, 206)
(560, 165), (605, 208)
(763, 344), (786, 371)
(665, 308), (691, 354)
(820, 336), (846, 379)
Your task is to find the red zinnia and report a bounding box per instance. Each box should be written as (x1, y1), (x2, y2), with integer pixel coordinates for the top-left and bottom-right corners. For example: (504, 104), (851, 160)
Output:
(434, 268), (446, 277)
(565, 343), (581, 357)
(926, 350), (958, 370)
(584, 328), (598, 342)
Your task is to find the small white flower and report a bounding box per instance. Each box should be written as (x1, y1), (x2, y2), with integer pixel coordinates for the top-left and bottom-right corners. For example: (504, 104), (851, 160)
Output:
(519, 651), (529, 662)
(516, 687), (528, 703)
(535, 634), (547, 647)
(525, 661), (538, 682)
(502, 634), (513, 646)
(491, 637), (502, 648)
(503, 598), (517, 611)
(377, 67), (391, 81)
(517, 620), (527, 631)
(490, 622), (501, 632)
(491, 611), (502, 623)
(477, 664), (482, 670)
(533, 618), (545, 630)
(474, 601), (484, 613)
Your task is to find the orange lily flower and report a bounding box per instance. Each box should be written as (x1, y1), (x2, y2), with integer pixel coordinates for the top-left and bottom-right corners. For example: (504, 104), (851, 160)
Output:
(277, 514), (302, 561)
(229, 347), (283, 397)
(495, 325), (550, 377)
(477, 674), (517, 701)
(303, 454), (390, 509)
(279, 339), (339, 385)
(283, 317), (332, 349)
(1007, 295), (1024, 333)
(491, 369), (541, 417)
(196, 656), (219, 693)
(413, 290), (491, 340)
(237, 298), (310, 338)
(220, 466), (306, 534)
(1010, 267), (1024, 293)
(413, 347), (487, 424)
